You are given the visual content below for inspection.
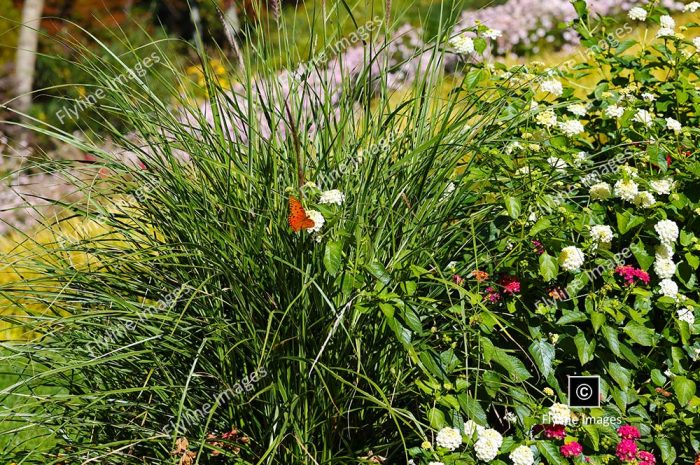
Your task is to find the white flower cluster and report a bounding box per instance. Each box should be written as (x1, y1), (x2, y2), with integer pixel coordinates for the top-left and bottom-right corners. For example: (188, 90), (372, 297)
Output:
(474, 429), (503, 462)
(628, 6), (647, 21)
(548, 402), (572, 425)
(451, 34), (475, 54)
(677, 307), (695, 325)
(541, 79), (563, 96)
(590, 225), (613, 244)
(634, 191), (656, 209)
(633, 109), (654, 127)
(659, 278), (679, 299)
(614, 179), (639, 202)
(306, 210), (325, 233)
(509, 445), (535, 465)
(536, 109), (558, 127)
(559, 246), (585, 272)
(567, 103), (587, 116)
(319, 189), (345, 205)
(684, 2), (700, 12)
(605, 104), (624, 118)
(650, 178), (676, 195)
(590, 182), (612, 200)
(666, 118), (682, 133)
(559, 120), (585, 137)
(464, 420), (485, 437)
(436, 427), (463, 451)
(655, 220), (679, 245)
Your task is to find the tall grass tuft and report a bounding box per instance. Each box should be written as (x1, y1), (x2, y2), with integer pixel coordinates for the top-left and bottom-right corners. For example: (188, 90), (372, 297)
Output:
(0, 7), (536, 464)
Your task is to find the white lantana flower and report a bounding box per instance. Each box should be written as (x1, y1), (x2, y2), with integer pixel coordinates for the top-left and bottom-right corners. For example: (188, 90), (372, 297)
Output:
(510, 445), (535, 465)
(474, 429), (503, 462)
(642, 93), (657, 102)
(319, 189), (345, 205)
(567, 103), (588, 116)
(694, 37), (700, 49)
(605, 105), (625, 118)
(559, 120), (585, 136)
(659, 279), (679, 299)
(541, 79), (563, 96)
(548, 403), (572, 425)
(684, 2), (700, 12)
(654, 258), (676, 279)
(306, 210), (325, 233)
(536, 109), (558, 127)
(614, 179), (639, 202)
(547, 157), (567, 171)
(628, 6), (648, 21)
(634, 191), (656, 208)
(650, 178), (676, 195)
(559, 246), (585, 272)
(435, 427), (462, 451)
(483, 28), (503, 39)
(657, 27), (675, 38)
(464, 420), (486, 437)
(677, 308), (695, 325)
(633, 109), (654, 127)
(655, 219), (679, 244)
(450, 34), (475, 54)
(666, 118), (682, 133)
(590, 225), (614, 243)
(590, 182), (612, 200)
(660, 15), (675, 29)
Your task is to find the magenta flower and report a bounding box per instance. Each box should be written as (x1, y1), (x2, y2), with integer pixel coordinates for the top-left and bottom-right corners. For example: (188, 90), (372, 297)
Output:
(637, 451), (656, 465)
(542, 424), (567, 440)
(615, 265), (651, 286)
(484, 287), (501, 303)
(453, 274), (465, 286)
(616, 439), (638, 461)
(617, 425), (641, 440)
(560, 441), (583, 457)
(532, 240), (545, 255)
(499, 275), (521, 295)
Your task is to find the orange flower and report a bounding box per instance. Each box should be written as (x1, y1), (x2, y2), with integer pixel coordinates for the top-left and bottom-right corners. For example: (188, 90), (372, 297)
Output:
(471, 270), (489, 282)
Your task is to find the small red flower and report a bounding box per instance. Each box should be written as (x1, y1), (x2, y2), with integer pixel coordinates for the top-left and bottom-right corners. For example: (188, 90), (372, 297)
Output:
(453, 274), (464, 286)
(542, 424), (567, 440)
(617, 425), (641, 440)
(498, 275), (521, 295)
(637, 450), (656, 465)
(616, 439), (638, 462)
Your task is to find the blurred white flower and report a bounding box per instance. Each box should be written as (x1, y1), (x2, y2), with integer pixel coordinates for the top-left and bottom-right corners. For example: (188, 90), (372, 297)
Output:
(633, 109), (654, 127)
(642, 93), (657, 102)
(660, 15), (675, 29)
(628, 6), (648, 21)
(614, 179), (639, 202)
(464, 419), (486, 436)
(650, 178), (676, 195)
(319, 189), (345, 205)
(655, 219), (679, 244)
(677, 308), (695, 325)
(567, 103), (587, 116)
(666, 118), (682, 133)
(559, 246), (585, 272)
(559, 120), (585, 136)
(694, 37), (700, 49)
(635, 191), (656, 208)
(450, 34), (475, 54)
(654, 258), (676, 279)
(306, 210), (325, 232)
(589, 182), (612, 200)
(684, 2), (700, 12)
(510, 445), (535, 465)
(483, 28), (503, 39)
(659, 279), (679, 298)
(474, 429), (503, 462)
(547, 157), (567, 171)
(436, 427), (462, 451)
(536, 109), (558, 127)
(541, 79), (563, 96)
(656, 27), (675, 38)
(605, 105), (625, 118)
(548, 402), (572, 425)
(591, 225), (614, 243)
(655, 244), (674, 260)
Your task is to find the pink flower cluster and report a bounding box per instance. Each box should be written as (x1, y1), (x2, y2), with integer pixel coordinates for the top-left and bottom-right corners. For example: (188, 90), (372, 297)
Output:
(615, 425), (655, 465)
(615, 265), (651, 286)
(561, 441), (583, 458)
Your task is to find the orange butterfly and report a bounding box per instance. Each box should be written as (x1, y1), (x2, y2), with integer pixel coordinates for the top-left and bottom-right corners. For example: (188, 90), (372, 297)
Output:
(288, 196), (315, 232)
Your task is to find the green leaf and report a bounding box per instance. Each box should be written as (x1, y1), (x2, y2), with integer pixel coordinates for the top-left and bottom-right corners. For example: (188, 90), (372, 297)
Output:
(623, 321), (655, 346)
(616, 211), (645, 234)
(539, 253), (559, 282)
(530, 217), (551, 236)
(651, 369), (666, 386)
(655, 437), (676, 464)
(529, 340), (556, 378)
(504, 196), (521, 219)
(591, 312), (606, 333)
(574, 331), (595, 365)
(473, 37), (487, 54)
(631, 240), (654, 271)
(457, 394), (488, 425)
(557, 311), (588, 325)
(367, 261), (391, 285)
(608, 362), (630, 389)
(673, 376), (696, 406)
(465, 69), (483, 89)
(323, 240), (342, 276)
(537, 441), (568, 465)
(428, 407), (447, 429)
(601, 325), (621, 357)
